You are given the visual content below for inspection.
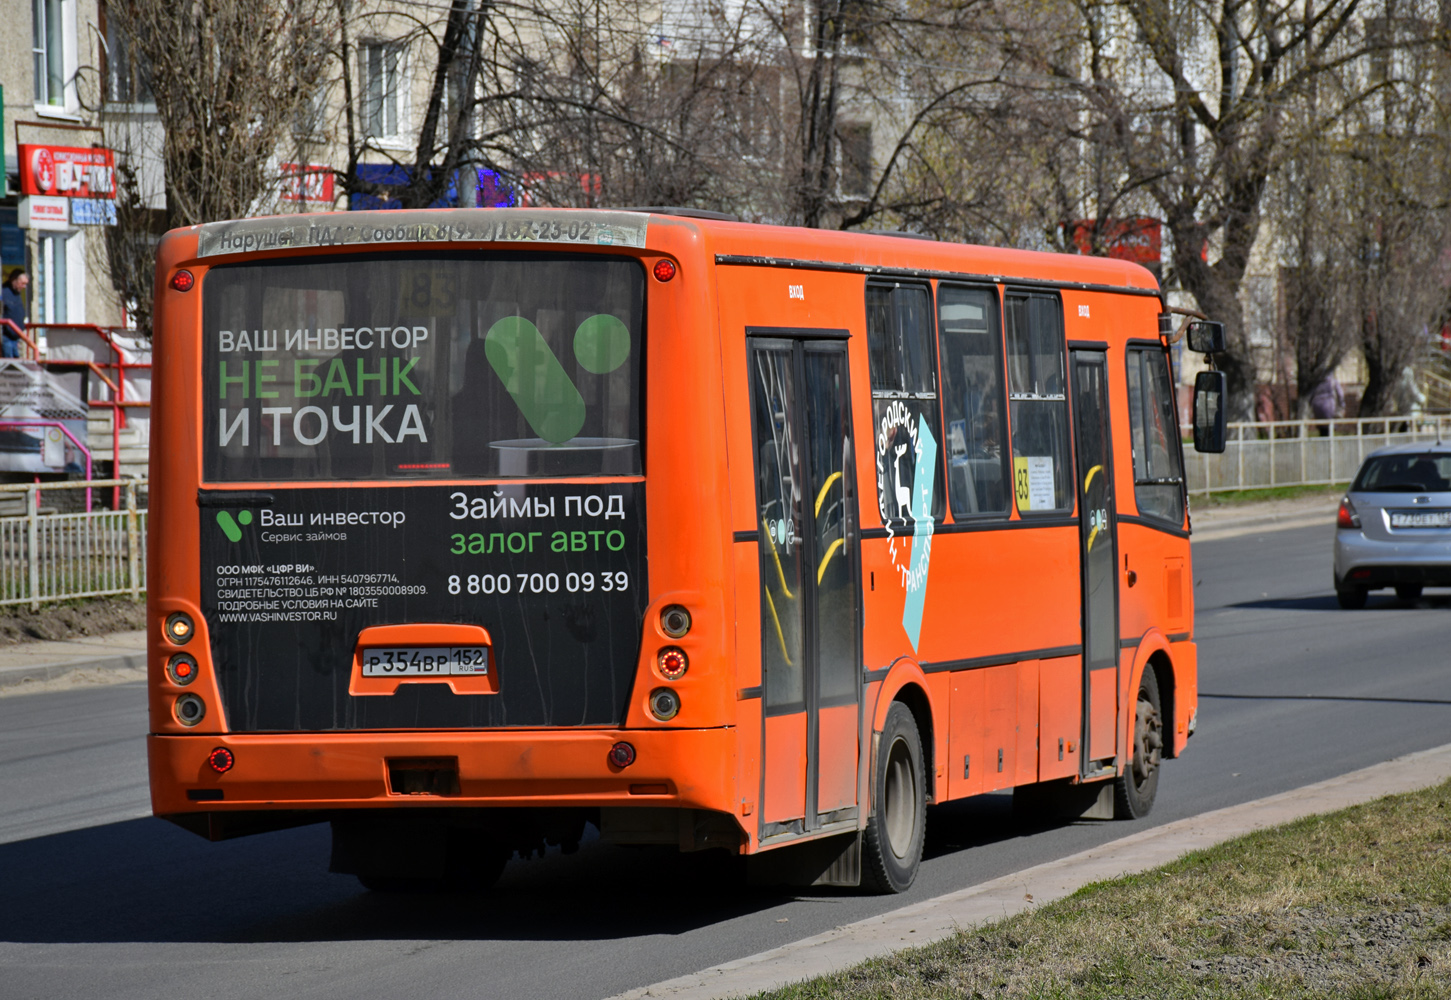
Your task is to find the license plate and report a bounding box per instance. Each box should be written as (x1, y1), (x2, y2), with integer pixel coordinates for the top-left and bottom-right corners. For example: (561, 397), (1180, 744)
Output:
(361, 647), (489, 676)
(1390, 510), (1451, 528)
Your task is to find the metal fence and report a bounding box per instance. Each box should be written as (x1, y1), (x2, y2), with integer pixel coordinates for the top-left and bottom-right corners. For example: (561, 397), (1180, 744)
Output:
(0, 479), (146, 609)
(1182, 416), (1451, 495)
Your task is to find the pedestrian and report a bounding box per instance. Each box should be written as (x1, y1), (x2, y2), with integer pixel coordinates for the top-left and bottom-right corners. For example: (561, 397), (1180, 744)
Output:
(1310, 373), (1344, 434)
(1, 269), (29, 359)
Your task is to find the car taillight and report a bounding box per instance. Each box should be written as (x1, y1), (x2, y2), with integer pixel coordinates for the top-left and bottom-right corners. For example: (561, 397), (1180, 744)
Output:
(1337, 498), (1361, 529)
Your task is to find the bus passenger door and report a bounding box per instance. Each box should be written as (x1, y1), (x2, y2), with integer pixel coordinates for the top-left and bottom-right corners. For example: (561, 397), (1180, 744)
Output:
(747, 334), (862, 837)
(1071, 349), (1119, 775)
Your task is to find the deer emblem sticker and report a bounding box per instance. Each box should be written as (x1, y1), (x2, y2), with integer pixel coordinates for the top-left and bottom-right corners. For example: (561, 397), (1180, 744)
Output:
(875, 401), (938, 652)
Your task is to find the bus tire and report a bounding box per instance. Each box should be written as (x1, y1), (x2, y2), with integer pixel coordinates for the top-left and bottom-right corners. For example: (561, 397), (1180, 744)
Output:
(862, 701), (926, 894)
(1114, 668), (1163, 819)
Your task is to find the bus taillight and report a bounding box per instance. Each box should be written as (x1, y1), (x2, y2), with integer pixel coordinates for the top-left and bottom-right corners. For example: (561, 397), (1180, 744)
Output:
(608, 742), (636, 768)
(207, 747), (234, 773)
(166, 653), (198, 686)
(660, 604), (692, 638)
(653, 259), (677, 282)
(657, 647), (688, 680)
(648, 688), (680, 721)
(174, 694), (206, 727)
(165, 612), (195, 645)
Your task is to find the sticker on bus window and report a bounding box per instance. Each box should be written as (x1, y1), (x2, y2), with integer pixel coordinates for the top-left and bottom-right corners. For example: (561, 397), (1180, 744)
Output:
(1013, 456), (1055, 511)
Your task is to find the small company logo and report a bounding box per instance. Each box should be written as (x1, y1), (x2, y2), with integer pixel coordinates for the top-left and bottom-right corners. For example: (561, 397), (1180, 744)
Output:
(30, 147), (55, 194)
(216, 510), (253, 542)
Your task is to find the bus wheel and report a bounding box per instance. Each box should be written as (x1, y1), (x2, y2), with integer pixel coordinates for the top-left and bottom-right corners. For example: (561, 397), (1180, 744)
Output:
(863, 702), (926, 894)
(1114, 669), (1163, 820)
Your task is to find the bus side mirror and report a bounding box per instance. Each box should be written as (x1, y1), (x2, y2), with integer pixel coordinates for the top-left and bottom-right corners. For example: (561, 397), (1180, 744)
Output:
(1193, 371), (1227, 454)
(1186, 320), (1225, 353)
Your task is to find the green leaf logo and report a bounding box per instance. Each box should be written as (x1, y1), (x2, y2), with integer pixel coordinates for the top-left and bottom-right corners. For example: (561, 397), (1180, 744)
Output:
(217, 509), (253, 542)
(485, 314), (631, 444)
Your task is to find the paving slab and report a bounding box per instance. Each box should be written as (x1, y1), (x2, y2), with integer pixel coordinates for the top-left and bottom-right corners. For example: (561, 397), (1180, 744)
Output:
(0, 630), (147, 692)
(611, 741), (1451, 1000)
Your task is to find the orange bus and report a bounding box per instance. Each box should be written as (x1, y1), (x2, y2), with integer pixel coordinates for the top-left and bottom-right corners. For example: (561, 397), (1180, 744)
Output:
(147, 207), (1215, 892)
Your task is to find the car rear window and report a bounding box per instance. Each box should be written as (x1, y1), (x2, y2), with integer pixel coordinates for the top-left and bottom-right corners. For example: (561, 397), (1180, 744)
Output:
(1352, 453), (1451, 492)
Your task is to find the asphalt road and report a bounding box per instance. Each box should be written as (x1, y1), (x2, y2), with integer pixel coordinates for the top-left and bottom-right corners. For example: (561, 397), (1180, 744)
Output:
(4, 522), (1451, 999)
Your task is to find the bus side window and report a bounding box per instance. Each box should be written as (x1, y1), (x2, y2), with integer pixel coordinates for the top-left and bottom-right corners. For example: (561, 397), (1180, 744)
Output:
(865, 282), (946, 524)
(937, 284), (1009, 517)
(1005, 292), (1071, 514)
(1126, 347), (1186, 525)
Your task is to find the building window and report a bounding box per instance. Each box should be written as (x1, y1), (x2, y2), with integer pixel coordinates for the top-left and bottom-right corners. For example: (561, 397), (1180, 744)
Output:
(33, 0), (68, 108)
(837, 122), (872, 199)
(363, 42), (402, 138)
(35, 232), (72, 324)
(104, 9), (153, 106)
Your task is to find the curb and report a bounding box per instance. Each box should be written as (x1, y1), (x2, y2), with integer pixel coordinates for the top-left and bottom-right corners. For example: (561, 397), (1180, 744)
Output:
(0, 650), (148, 690)
(609, 742), (1451, 1000)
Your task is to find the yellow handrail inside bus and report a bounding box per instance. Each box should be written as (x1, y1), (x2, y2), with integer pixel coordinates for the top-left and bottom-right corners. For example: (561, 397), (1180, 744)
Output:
(1083, 464), (1103, 493)
(817, 536), (844, 584)
(1087, 525), (1100, 553)
(766, 528), (796, 599)
(764, 587), (793, 666)
(814, 471), (842, 517)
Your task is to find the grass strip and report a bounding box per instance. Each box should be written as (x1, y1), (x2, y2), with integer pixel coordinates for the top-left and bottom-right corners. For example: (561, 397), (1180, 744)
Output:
(756, 779), (1451, 999)
(1191, 483), (1350, 507)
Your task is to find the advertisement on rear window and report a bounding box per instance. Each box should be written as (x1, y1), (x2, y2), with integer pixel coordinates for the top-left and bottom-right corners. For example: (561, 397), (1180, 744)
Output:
(199, 253), (648, 730)
(202, 253), (644, 482)
(201, 482), (646, 731)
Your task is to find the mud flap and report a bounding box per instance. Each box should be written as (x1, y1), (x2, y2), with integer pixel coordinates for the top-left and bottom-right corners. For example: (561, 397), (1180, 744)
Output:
(1013, 777), (1115, 821)
(746, 831), (861, 887)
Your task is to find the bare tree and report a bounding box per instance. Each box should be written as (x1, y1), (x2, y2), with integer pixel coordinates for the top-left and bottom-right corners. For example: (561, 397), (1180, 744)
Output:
(955, 0), (1442, 417)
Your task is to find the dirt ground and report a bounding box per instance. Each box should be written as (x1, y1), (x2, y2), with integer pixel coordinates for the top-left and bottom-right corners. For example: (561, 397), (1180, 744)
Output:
(0, 597), (147, 646)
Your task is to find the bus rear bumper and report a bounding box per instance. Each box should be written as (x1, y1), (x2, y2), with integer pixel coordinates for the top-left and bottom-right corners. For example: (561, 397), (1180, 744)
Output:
(148, 727), (737, 818)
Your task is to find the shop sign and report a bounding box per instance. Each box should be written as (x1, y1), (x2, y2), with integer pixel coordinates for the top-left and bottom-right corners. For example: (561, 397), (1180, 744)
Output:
(71, 198), (117, 226)
(281, 163), (335, 203)
(18, 144), (117, 199)
(17, 196), (69, 230)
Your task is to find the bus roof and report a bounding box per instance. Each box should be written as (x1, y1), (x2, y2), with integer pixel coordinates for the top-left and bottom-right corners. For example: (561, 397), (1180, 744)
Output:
(180, 206), (1160, 296)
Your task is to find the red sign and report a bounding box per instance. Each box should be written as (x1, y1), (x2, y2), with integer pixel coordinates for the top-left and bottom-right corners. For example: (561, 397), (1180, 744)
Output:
(1066, 217), (1161, 266)
(18, 145), (116, 199)
(281, 163), (335, 203)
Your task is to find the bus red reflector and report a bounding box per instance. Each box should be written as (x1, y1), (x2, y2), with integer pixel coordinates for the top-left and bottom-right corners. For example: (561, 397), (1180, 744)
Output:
(609, 741), (636, 768)
(207, 747), (234, 773)
(1350, 568), (1372, 580)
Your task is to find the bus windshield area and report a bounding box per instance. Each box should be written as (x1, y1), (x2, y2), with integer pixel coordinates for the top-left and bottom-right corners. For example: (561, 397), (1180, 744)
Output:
(202, 252), (645, 481)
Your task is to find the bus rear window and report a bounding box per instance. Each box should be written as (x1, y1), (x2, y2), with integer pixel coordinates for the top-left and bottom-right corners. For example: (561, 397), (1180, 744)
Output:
(202, 253), (644, 481)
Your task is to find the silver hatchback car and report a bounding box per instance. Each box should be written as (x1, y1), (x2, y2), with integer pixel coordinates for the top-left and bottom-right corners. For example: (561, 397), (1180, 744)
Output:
(1334, 444), (1451, 608)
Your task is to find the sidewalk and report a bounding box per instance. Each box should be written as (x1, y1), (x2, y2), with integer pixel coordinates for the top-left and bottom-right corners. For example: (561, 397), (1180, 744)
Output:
(1188, 490), (1341, 541)
(0, 630), (147, 694)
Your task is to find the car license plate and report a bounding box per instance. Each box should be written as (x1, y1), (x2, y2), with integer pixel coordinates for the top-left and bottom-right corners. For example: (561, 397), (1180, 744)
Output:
(1390, 510), (1451, 528)
(361, 647), (489, 676)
